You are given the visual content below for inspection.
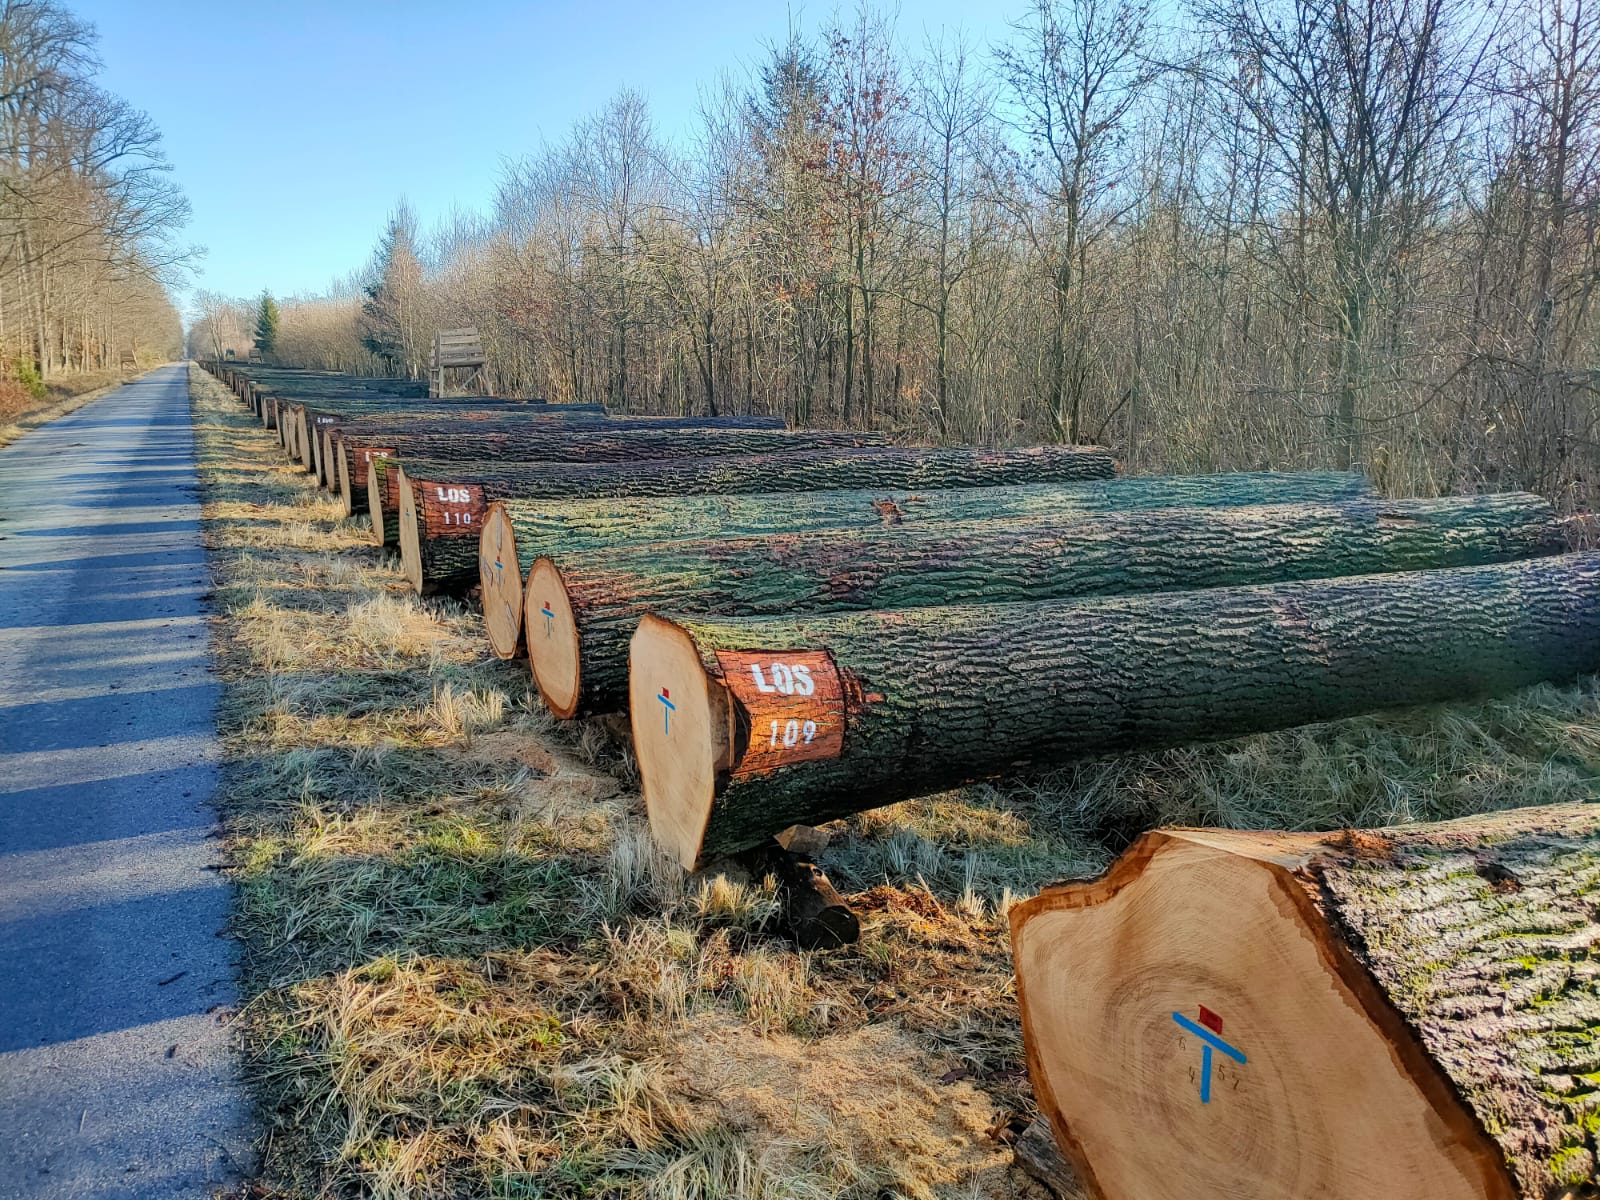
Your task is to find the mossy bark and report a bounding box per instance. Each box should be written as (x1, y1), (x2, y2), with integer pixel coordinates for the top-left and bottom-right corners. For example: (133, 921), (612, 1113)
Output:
(399, 444), (1116, 505)
(654, 552), (1600, 864)
(399, 445), (1116, 591)
(494, 471), (1376, 566)
(546, 494), (1562, 714)
(1316, 806), (1600, 1195)
(370, 456), (402, 547)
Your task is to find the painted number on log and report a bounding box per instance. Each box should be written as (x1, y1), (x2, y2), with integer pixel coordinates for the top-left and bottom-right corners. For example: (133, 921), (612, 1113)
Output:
(1172, 1008), (1246, 1104)
(715, 650), (845, 774)
(421, 483), (486, 535)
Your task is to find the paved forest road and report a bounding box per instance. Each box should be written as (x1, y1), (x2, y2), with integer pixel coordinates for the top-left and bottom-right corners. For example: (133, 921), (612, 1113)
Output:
(0, 365), (248, 1197)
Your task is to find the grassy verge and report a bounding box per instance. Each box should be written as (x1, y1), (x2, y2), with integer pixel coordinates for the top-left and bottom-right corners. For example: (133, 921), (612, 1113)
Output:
(0, 364), (161, 448)
(190, 364), (1600, 1199)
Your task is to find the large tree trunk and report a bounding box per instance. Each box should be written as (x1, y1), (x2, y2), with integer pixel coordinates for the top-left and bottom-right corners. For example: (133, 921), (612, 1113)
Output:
(524, 495), (1561, 716)
(1010, 803), (1600, 1199)
(395, 445), (1118, 593)
(629, 552), (1600, 870)
(478, 471), (1377, 658)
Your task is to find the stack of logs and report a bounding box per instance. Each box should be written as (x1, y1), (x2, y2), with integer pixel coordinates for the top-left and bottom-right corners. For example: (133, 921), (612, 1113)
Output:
(201, 359), (1600, 1199)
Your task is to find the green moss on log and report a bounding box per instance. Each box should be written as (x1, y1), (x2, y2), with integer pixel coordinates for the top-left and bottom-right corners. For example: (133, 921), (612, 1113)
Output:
(640, 552), (1600, 867)
(540, 494), (1561, 714)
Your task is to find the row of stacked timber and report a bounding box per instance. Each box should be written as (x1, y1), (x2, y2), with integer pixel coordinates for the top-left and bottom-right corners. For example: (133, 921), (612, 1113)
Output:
(336, 415), (795, 518)
(199, 360), (1600, 1197)
(393, 444), (1118, 593)
(520, 495), (1562, 717)
(479, 470), (1385, 657)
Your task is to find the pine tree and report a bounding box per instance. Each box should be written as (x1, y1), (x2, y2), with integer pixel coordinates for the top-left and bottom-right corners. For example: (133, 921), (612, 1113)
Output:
(360, 202), (425, 377)
(253, 292), (280, 357)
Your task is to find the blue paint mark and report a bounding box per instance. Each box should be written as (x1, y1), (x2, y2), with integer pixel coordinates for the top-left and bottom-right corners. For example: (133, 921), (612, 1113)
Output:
(1172, 1012), (1246, 1104)
(541, 604), (555, 637)
(657, 689), (676, 735)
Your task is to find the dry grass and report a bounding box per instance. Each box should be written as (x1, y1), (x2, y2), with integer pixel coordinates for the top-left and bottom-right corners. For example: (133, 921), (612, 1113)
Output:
(191, 365), (1600, 1199)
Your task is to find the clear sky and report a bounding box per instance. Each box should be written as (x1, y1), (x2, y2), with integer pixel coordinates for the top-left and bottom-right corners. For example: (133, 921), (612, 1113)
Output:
(69, 1), (1011, 317)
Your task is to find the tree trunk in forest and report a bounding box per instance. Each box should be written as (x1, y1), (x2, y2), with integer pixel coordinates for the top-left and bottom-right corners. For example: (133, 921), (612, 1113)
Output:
(524, 495), (1561, 716)
(1010, 802), (1600, 1199)
(393, 444), (1117, 592)
(629, 552), (1600, 869)
(477, 471), (1377, 655)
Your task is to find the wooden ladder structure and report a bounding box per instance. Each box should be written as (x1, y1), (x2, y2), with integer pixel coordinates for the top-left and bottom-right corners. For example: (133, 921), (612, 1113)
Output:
(429, 327), (488, 397)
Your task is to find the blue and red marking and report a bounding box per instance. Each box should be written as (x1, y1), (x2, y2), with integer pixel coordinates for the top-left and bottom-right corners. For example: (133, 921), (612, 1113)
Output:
(657, 687), (676, 734)
(1173, 1006), (1246, 1103)
(540, 602), (555, 637)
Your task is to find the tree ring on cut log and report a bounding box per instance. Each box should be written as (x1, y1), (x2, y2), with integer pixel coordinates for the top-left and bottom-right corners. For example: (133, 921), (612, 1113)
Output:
(1010, 831), (1517, 1199)
(479, 503), (524, 659)
(630, 615), (731, 870)
(526, 558), (582, 716)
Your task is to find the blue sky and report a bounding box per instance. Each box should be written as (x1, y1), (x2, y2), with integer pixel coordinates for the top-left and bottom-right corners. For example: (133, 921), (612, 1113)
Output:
(72, 1), (1012, 316)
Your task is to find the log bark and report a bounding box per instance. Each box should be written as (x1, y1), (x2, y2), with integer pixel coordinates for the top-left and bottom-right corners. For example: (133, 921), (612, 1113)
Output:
(334, 417), (790, 514)
(523, 495), (1561, 715)
(397, 445), (1117, 595)
(479, 471), (1376, 658)
(340, 424), (882, 508)
(308, 403), (607, 487)
(1010, 803), (1600, 1199)
(1013, 1119), (1087, 1199)
(294, 399), (604, 477)
(628, 552), (1600, 871)
(367, 455), (403, 547)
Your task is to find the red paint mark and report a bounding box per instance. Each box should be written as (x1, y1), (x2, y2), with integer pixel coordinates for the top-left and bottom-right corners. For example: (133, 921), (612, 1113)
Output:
(1198, 1005), (1224, 1035)
(661, 688), (669, 700)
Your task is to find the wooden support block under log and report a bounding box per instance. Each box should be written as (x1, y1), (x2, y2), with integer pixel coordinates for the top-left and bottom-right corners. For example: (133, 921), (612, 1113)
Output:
(734, 838), (860, 950)
(395, 444), (1117, 595)
(629, 552), (1600, 870)
(521, 495), (1561, 717)
(1009, 803), (1600, 1199)
(479, 471), (1378, 658)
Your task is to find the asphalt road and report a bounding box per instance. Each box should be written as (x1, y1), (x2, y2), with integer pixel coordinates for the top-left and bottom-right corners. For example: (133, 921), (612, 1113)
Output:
(0, 365), (249, 1197)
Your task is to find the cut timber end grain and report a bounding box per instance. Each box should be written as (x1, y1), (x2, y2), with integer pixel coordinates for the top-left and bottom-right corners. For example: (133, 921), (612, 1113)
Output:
(479, 504), (524, 659)
(526, 558), (581, 714)
(1010, 804), (1600, 1200)
(630, 553), (1600, 870)
(630, 614), (731, 869)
